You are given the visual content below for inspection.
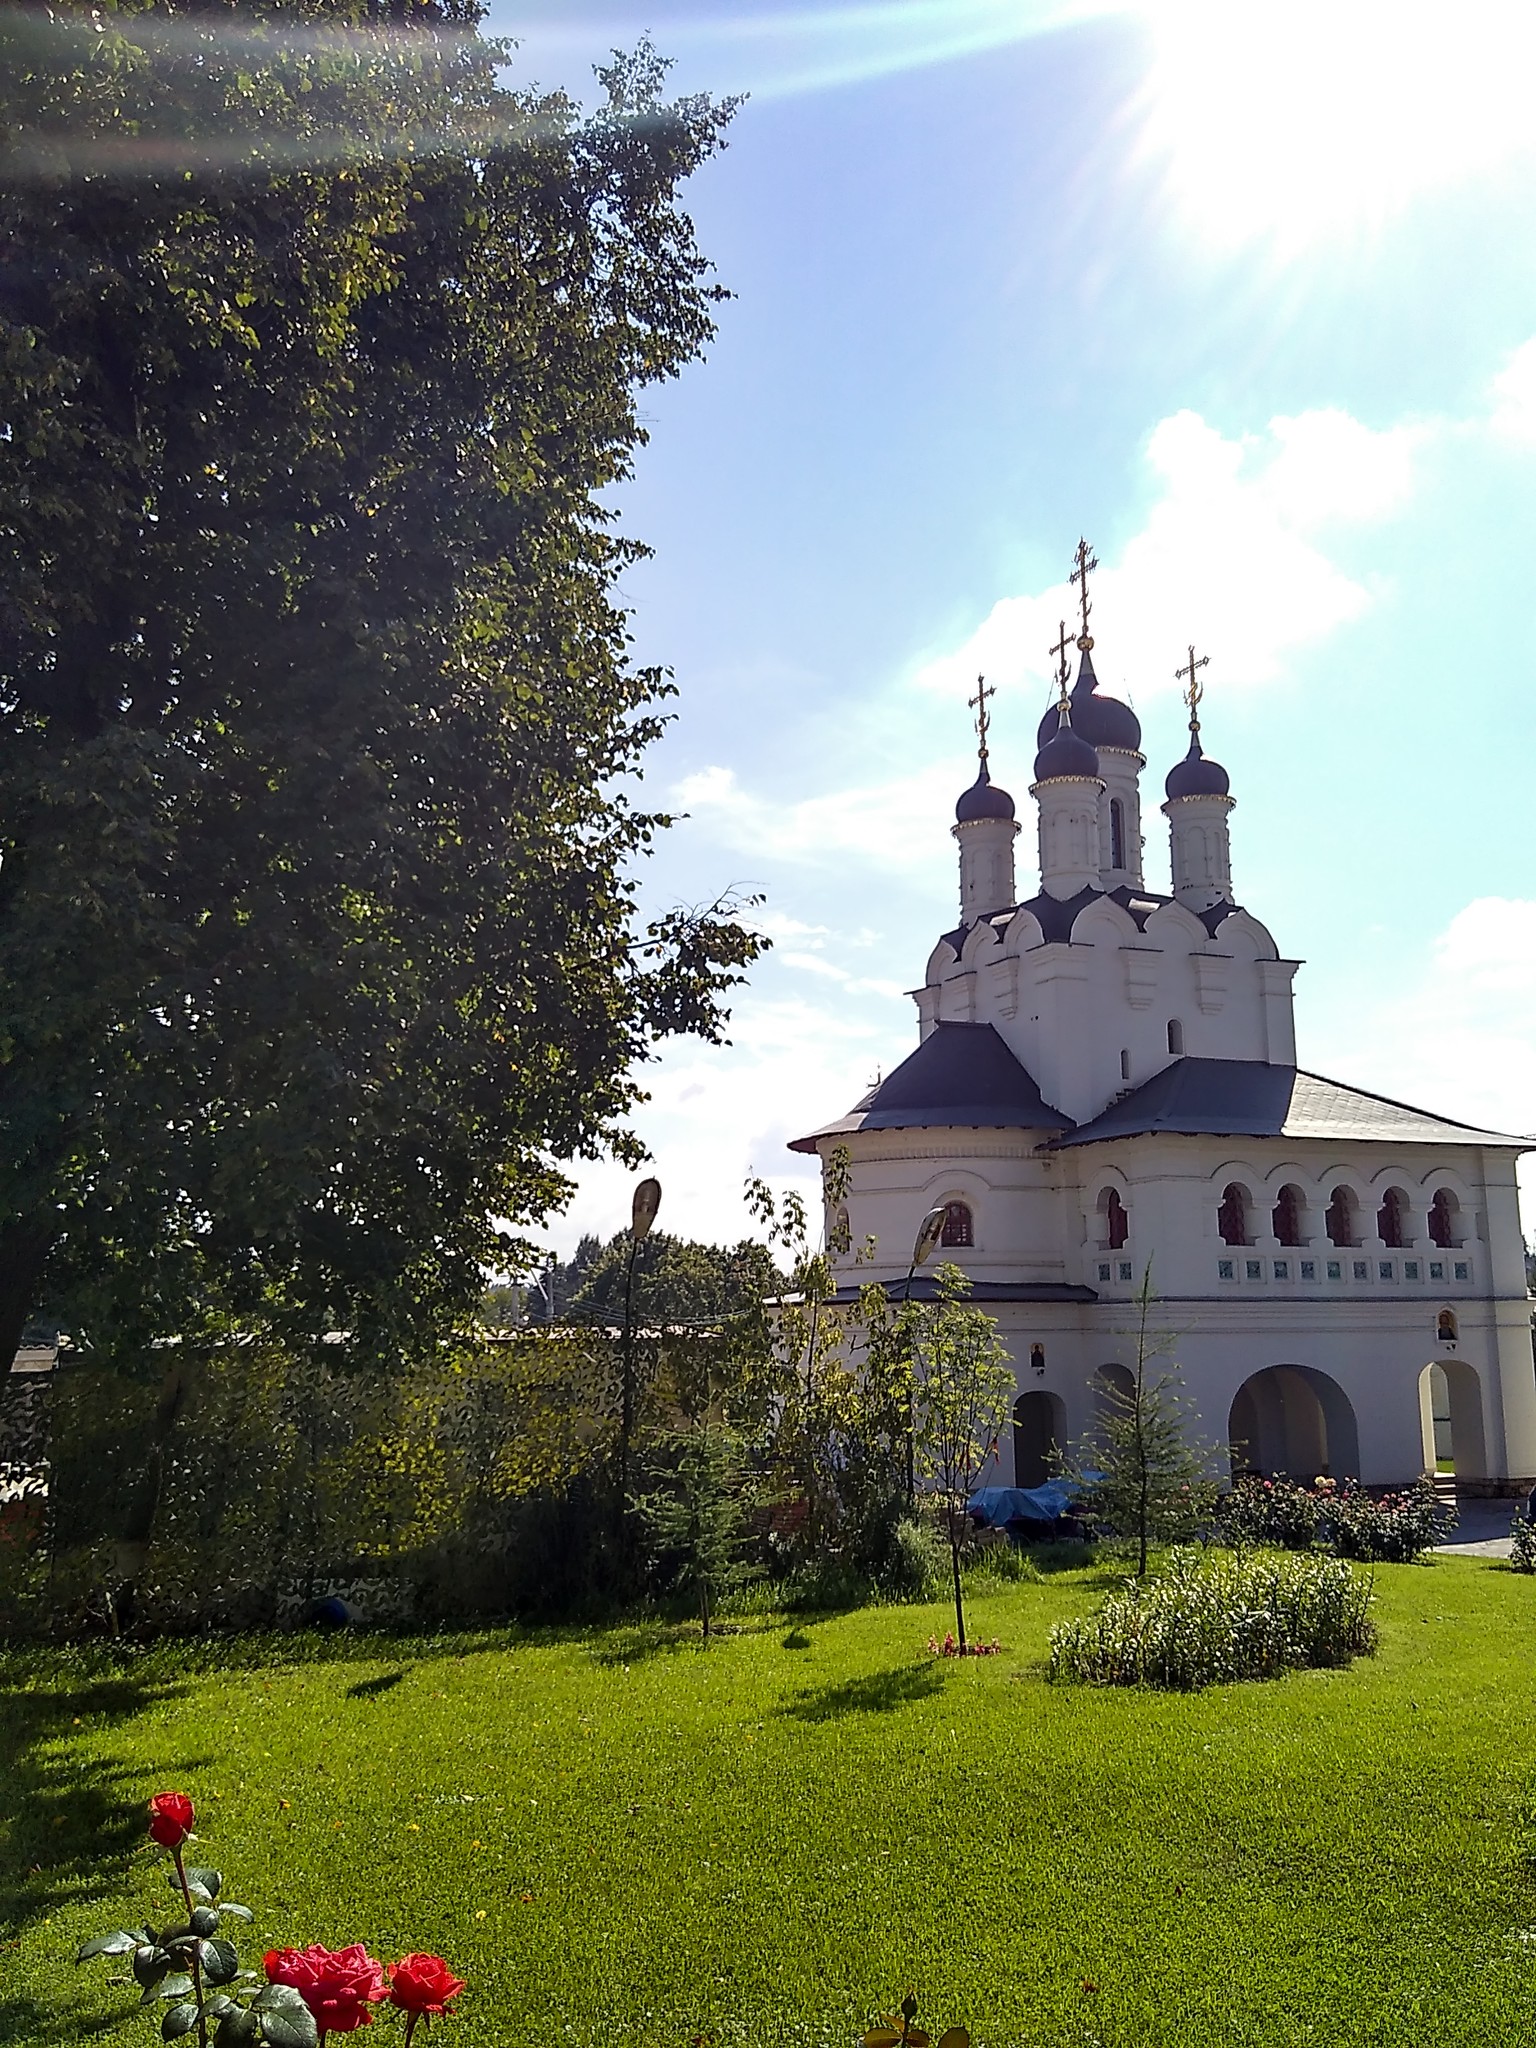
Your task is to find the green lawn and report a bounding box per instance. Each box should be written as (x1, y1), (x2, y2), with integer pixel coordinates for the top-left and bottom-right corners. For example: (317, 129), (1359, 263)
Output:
(3, 1556), (1536, 2048)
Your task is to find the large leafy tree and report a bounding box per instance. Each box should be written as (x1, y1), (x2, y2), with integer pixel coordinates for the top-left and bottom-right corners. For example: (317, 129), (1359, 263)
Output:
(0, 1), (761, 1374)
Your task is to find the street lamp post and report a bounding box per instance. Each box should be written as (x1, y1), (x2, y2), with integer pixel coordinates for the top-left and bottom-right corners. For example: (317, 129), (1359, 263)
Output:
(903, 1205), (949, 1506)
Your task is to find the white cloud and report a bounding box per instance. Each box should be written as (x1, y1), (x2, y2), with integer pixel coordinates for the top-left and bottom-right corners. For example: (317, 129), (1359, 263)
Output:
(540, 991), (902, 1256)
(672, 758), (963, 872)
(914, 405), (1420, 710)
(1491, 339), (1536, 445)
(1311, 896), (1536, 1220)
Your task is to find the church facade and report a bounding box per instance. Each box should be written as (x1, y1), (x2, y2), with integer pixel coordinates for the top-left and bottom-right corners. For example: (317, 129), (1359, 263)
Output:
(789, 561), (1535, 1494)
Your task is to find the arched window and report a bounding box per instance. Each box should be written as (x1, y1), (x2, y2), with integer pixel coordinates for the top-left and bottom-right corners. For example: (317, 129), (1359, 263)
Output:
(1110, 798), (1126, 869)
(1167, 1019), (1185, 1055)
(1273, 1184), (1304, 1246)
(1377, 1187), (1410, 1249)
(1099, 1188), (1129, 1250)
(1429, 1188), (1460, 1248)
(940, 1200), (973, 1249)
(1218, 1183), (1251, 1247)
(1119, 1048), (1130, 1081)
(1437, 1309), (1458, 1343)
(1326, 1186), (1359, 1248)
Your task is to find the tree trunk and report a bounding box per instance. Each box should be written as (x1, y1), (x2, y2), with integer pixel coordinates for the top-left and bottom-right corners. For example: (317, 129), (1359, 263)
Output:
(948, 1506), (967, 1651)
(111, 1357), (189, 1630)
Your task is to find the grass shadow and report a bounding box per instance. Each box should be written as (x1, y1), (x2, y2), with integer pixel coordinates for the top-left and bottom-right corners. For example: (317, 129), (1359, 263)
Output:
(346, 1670), (406, 1700)
(0, 1995), (123, 2045)
(777, 1661), (945, 1723)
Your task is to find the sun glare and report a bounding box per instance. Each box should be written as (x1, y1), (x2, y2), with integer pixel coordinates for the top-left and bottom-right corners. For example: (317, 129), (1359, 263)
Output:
(1138, 0), (1536, 254)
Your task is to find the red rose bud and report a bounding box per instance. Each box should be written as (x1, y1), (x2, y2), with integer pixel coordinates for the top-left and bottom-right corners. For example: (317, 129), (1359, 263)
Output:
(265, 1944), (388, 2035)
(147, 1792), (195, 1848)
(389, 1954), (466, 2018)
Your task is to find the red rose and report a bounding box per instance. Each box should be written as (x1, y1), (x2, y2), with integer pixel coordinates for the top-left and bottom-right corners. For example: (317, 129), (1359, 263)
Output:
(265, 1944), (388, 2035)
(389, 1954), (466, 2018)
(147, 1792), (195, 1848)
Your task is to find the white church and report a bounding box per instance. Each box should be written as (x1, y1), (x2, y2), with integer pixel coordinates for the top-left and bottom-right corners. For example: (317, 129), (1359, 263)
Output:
(789, 547), (1536, 1495)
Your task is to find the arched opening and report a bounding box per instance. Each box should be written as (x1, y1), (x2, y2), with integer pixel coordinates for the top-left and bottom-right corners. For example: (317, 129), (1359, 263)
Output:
(1167, 1018), (1185, 1055)
(1093, 1362), (1135, 1423)
(1098, 1186), (1129, 1250)
(1325, 1186), (1359, 1248)
(1272, 1184), (1305, 1247)
(1218, 1182), (1252, 1246)
(1119, 1047), (1131, 1081)
(1378, 1187), (1410, 1249)
(1013, 1390), (1065, 1489)
(1228, 1366), (1361, 1481)
(1429, 1188), (1461, 1248)
(940, 1200), (973, 1249)
(1110, 797), (1126, 869)
(1418, 1358), (1486, 1481)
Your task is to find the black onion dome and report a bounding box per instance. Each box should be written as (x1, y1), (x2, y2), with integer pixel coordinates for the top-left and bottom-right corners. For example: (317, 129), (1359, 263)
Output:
(1033, 704), (1101, 783)
(1035, 647), (1141, 753)
(955, 760), (1016, 823)
(1165, 735), (1231, 800)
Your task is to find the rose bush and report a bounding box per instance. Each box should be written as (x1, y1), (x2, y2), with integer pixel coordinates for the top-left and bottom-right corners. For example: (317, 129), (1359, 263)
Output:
(75, 1793), (464, 2047)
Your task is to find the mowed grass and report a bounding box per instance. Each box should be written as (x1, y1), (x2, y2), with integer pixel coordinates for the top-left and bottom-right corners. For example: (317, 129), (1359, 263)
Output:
(4, 1558), (1536, 2048)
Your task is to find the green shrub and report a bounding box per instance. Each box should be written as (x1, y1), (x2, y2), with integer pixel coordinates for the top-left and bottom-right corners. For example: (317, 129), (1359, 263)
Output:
(1509, 1516), (1536, 1573)
(1324, 1479), (1452, 1562)
(881, 1514), (950, 1599)
(1049, 1546), (1376, 1691)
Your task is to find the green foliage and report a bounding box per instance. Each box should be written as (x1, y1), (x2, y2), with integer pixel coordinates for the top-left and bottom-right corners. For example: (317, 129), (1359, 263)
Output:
(1064, 1266), (1218, 1576)
(1049, 1545), (1377, 1690)
(1511, 1515), (1536, 1572)
(633, 1414), (761, 1639)
(0, 4), (763, 1379)
(743, 1154), (911, 1560)
(30, 1327), (746, 1632)
(561, 1231), (781, 1331)
(5, 1559), (1536, 2047)
(910, 1264), (1014, 1651)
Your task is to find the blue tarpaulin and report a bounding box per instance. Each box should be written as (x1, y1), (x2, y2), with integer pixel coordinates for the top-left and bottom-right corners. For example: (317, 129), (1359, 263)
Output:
(967, 1481), (1080, 1528)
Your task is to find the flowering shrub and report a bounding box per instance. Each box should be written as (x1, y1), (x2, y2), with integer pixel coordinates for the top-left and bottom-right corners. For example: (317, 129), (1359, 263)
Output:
(1048, 1546), (1376, 1691)
(76, 1793), (463, 2046)
(1218, 1475), (1453, 1562)
(1218, 1475), (1322, 1551)
(1510, 1517), (1536, 1572)
(927, 1632), (1002, 1657)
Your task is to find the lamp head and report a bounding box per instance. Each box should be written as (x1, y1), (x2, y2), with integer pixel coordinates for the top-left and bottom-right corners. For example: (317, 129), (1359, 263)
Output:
(631, 1176), (662, 1244)
(912, 1205), (948, 1268)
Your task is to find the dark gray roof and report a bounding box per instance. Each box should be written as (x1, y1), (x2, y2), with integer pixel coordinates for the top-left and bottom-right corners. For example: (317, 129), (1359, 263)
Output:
(955, 760), (1016, 822)
(938, 885), (1241, 957)
(788, 1022), (1073, 1154)
(1051, 1057), (1532, 1151)
(829, 1278), (1097, 1306)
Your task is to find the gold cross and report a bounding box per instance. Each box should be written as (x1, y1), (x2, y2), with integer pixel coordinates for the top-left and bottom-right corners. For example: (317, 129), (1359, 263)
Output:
(1175, 643), (1210, 731)
(968, 674), (995, 758)
(1048, 619), (1073, 701)
(1070, 537), (1098, 650)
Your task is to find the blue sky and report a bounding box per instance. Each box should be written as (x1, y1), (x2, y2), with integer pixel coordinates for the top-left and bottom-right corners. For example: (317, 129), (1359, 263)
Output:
(488, 0), (1536, 1254)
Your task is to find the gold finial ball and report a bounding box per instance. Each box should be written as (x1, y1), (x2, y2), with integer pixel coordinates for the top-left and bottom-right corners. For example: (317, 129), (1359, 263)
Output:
(1077, 633), (1094, 652)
